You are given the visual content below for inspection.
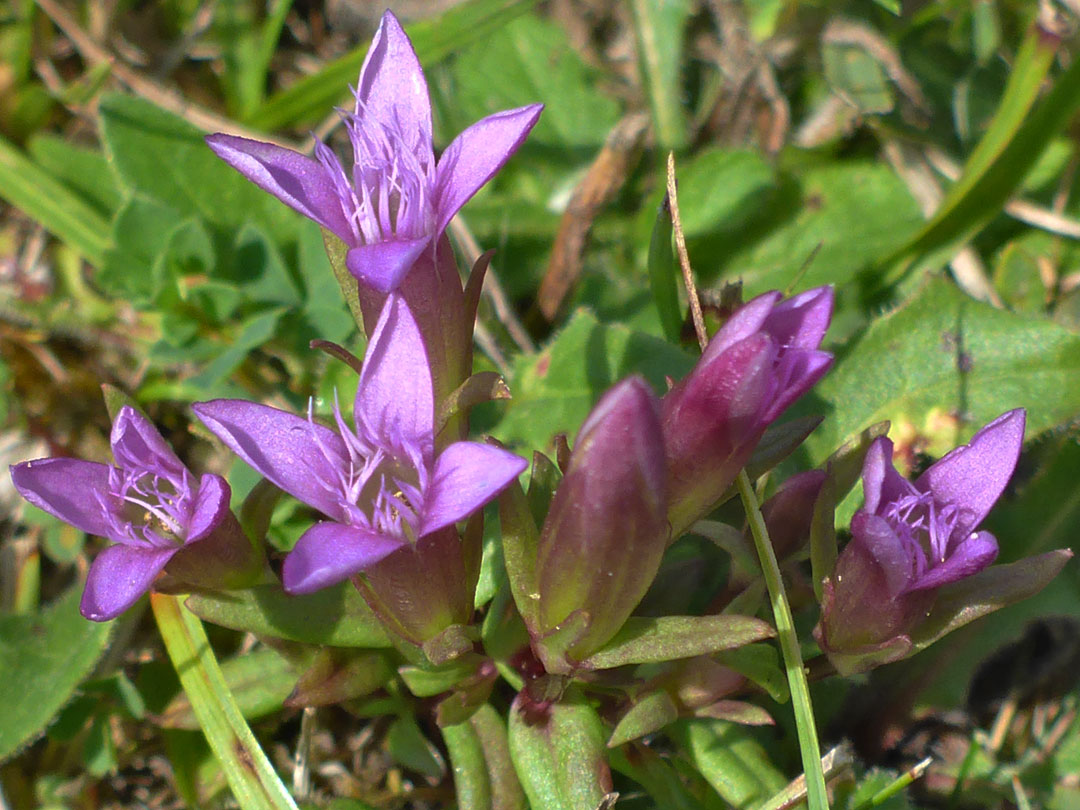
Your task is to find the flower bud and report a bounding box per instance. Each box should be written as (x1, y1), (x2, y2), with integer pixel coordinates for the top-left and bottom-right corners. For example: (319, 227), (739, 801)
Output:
(663, 287), (833, 535)
(533, 377), (668, 664)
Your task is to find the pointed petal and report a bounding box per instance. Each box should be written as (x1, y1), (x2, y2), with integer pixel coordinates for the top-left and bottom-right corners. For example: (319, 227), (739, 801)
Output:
(761, 348), (833, 423)
(11, 458), (114, 537)
(851, 511), (915, 597)
(193, 400), (349, 522)
(355, 10), (432, 148)
(861, 436), (915, 516)
(763, 286), (834, 351)
(205, 134), (353, 239)
(917, 409), (1025, 532)
(345, 238), (430, 293)
(282, 521), (405, 594)
(110, 406), (187, 481)
(356, 294), (434, 450)
(700, 292), (782, 364)
(434, 104), (544, 234)
(80, 544), (176, 621)
(908, 530), (998, 592)
(187, 474), (232, 544)
(420, 442), (527, 535)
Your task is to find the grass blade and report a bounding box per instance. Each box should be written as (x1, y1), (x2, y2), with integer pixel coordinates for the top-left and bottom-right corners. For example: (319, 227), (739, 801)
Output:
(151, 593), (298, 810)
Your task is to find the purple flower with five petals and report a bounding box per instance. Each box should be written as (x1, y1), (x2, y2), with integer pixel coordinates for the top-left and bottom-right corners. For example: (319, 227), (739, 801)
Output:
(206, 11), (542, 293)
(816, 409), (1027, 671)
(10, 407), (240, 621)
(194, 294), (527, 594)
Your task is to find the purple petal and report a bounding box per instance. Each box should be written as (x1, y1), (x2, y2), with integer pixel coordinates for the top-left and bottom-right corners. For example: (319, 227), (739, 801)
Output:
(80, 543), (177, 621)
(762, 286), (834, 351)
(193, 400), (348, 522)
(700, 292), (782, 364)
(761, 348), (833, 423)
(11, 458), (114, 538)
(917, 409), (1025, 533)
(356, 294), (434, 451)
(110, 406), (186, 481)
(420, 442), (528, 535)
(907, 530), (999, 592)
(187, 474), (232, 544)
(355, 11), (432, 150)
(205, 134), (353, 240)
(282, 521), (405, 594)
(345, 237), (430, 293)
(851, 511), (915, 597)
(434, 104), (544, 235)
(861, 437), (915, 516)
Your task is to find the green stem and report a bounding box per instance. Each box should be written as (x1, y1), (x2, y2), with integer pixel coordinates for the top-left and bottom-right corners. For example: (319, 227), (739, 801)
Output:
(151, 593), (298, 810)
(736, 470), (829, 810)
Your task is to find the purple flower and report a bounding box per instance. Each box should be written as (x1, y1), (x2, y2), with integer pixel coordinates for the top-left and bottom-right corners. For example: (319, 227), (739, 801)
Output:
(10, 407), (239, 621)
(662, 287), (834, 534)
(206, 11), (542, 294)
(817, 409), (1027, 669)
(194, 294), (527, 594)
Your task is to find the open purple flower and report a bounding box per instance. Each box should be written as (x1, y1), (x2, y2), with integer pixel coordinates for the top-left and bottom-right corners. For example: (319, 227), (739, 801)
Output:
(11, 407), (237, 621)
(194, 294), (527, 594)
(206, 10), (542, 293)
(817, 409), (1028, 670)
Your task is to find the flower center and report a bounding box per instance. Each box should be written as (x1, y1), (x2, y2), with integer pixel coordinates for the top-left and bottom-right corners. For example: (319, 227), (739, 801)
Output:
(310, 399), (428, 543)
(103, 467), (193, 548)
(316, 100), (436, 248)
(884, 491), (965, 576)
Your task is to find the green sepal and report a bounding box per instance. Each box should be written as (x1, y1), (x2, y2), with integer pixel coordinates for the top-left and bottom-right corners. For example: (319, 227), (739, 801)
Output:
(608, 690), (679, 748)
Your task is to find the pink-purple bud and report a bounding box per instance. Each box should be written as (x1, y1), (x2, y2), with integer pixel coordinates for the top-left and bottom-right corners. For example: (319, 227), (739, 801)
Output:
(662, 287), (834, 535)
(533, 377), (669, 664)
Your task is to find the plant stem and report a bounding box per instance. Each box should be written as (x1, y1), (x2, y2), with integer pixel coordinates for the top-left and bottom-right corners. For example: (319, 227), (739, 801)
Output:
(736, 469), (829, 810)
(151, 593), (298, 810)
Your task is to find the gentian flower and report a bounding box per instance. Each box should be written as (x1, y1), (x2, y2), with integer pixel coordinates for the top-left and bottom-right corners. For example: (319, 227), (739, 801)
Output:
(817, 409), (1033, 672)
(10, 407), (255, 621)
(194, 294), (527, 594)
(532, 376), (669, 667)
(663, 287), (834, 535)
(206, 10), (543, 294)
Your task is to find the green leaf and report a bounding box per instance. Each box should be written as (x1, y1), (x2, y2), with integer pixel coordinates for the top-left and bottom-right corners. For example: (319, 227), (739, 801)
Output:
(908, 550), (1073, 654)
(672, 718), (787, 808)
(442, 703), (527, 810)
(647, 195), (682, 341)
(98, 94), (298, 240)
(498, 479), (541, 630)
(387, 716), (446, 780)
(799, 276), (1080, 466)
(508, 692), (611, 810)
(493, 309), (694, 452)
(713, 161), (922, 293)
(451, 12), (620, 149)
(671, 148), (776, 239)
(249, 0), (542, 131)
(151, 594), (298, 810)
(0, 584), (112, 760)
(610, 743), (726, 810)
(0, 134), (110, 266)
(630, 0), (690, 149)
(608, 690), (679, 747)
(185, 582), (391, 648)
(581, 615), (775, 670)
(27, 134), (123, 216)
